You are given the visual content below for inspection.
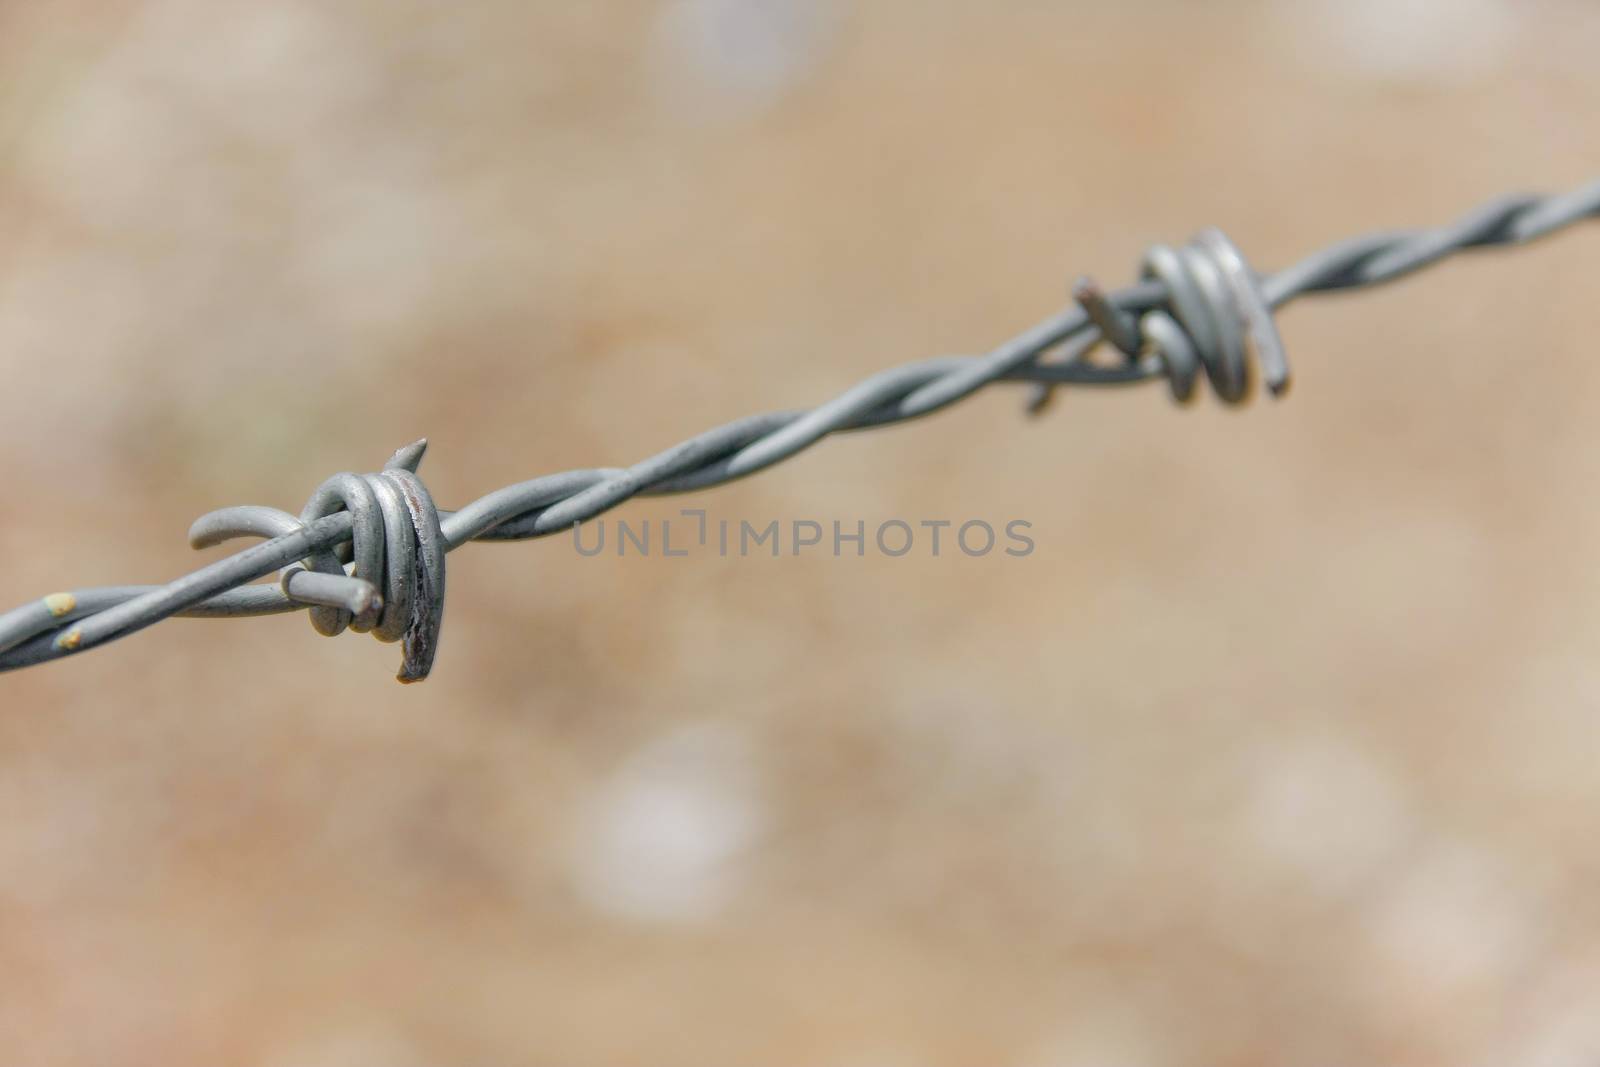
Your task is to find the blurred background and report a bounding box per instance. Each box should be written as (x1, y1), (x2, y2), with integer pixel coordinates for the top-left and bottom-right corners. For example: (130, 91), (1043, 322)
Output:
(2, 1), (1599, 1063)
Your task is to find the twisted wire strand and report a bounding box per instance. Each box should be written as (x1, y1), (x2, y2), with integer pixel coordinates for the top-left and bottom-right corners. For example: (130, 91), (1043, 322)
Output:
(2, 180), (1596, 682)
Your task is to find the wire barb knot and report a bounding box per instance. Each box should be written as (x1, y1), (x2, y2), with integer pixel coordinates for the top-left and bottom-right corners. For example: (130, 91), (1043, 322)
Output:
(186, 439), (448, 682)
(1029, 227), (1293, 414)
(1140, 228), (1292, 403)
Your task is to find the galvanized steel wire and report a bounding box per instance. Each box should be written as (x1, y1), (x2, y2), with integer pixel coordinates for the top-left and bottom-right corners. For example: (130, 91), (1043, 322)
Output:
(3, 181), (1597, 682)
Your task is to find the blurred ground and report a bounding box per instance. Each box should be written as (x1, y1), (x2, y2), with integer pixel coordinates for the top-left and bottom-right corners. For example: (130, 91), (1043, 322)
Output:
(2, 1), (1599, 1064)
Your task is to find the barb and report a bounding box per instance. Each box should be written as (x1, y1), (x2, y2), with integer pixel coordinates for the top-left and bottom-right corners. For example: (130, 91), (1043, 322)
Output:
(3, 181), (1597, 682)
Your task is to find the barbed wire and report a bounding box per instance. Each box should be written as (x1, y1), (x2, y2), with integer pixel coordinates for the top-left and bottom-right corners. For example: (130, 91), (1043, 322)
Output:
(3, 180), (1597, 682)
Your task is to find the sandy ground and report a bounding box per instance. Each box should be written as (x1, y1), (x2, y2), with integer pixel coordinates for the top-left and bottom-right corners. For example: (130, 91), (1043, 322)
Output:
(2, 1), (1599, 1064)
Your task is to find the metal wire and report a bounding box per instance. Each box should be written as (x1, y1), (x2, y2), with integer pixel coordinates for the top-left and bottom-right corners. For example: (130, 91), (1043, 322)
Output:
(3, 180), (1597, 682)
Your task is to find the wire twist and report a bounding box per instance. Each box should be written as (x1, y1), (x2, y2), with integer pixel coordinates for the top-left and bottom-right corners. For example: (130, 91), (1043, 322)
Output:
(2, 180), (1596, 682)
